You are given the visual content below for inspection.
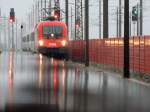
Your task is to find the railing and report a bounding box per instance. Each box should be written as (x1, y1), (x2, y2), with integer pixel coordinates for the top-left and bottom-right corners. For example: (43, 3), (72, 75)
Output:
(68, 36), (150, 75)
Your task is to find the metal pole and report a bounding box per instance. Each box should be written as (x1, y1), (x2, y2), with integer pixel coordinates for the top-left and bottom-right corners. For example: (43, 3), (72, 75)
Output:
(36, 1), (38, 23)
(103, 0), (108, 38)
(21, 29), (22, 51)
(66, 0), (69, 27)
(71, 7), (73, 40)
(12, 23), (14, 50)
(41, 0), (43, 20)
(30, 13), (32, 32)
(99, 0), (101, 39)
(116, 8), (119, 37)
(28, 14), (30, 33)
(38, 1), (40, 22)
(129, 12), (132, 36)
(75, 0), (77, 40)
(119, 0), (122, 37)
(4, 17), (7, 50)
(71, 7), (73, 60)
(21, 26), (23, 51)
(30, 11), (32, 32)
(30, 9), (33, 32)
(124, 0), (130, 78)
(133, 22), (136, 36)
(0, 29), (2, 50)
(35, 2), (37, 24)
(140, 0), (143, 36)
(5, 19), (8, 50)
(85, 0), (89, 66)
(45, 0), (47, 18)
(33, 5), (35, 27)
(137, 4), (139, 36)
(49, 0), (51, 16)
(16, 19), (17, 50)
(81, 0), (84, 40)
(0, 8), (1, 50)
(8, 22), (10, 49)
(76, 0), (82, 40)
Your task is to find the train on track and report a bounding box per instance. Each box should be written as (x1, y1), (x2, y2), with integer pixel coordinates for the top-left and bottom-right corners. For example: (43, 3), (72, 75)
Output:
(22, 19), (68, 59)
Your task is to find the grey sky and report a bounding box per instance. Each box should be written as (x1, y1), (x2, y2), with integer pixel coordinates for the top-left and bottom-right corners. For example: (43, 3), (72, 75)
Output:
(0, 0), (34, 20)
(0, 0), (150, 39)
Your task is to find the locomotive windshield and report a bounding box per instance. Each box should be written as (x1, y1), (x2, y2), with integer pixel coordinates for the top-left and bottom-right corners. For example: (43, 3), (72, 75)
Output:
(43, 26), (63, 39)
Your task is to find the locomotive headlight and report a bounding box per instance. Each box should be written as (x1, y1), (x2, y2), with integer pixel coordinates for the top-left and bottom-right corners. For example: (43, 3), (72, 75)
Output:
(51, 33), (54, 37)
(61, 40), (66, 47)
(39, 40), (44, 46)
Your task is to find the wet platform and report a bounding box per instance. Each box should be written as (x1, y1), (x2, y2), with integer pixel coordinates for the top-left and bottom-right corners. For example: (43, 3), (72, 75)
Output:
(0, 51), (150, 112)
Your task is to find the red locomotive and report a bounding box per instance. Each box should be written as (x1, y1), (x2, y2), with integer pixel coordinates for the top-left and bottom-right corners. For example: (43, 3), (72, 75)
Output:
(22, 20), (68, 58)
(36, 20), (68, 56)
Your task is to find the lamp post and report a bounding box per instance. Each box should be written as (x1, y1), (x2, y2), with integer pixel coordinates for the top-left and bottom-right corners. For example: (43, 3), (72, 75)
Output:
(119, 0), (122, 37)
(85, 0), (89, 66)
(65, 0), (68, 27)
(21, 25), (23, 51)
(0, 8), (1, 51)
(103, 0), (108, 38)
(9, 8), (15, 50)
(140, 0), (143, 36)
(124, 0), (130, 78)
(75, 0), (77, 40)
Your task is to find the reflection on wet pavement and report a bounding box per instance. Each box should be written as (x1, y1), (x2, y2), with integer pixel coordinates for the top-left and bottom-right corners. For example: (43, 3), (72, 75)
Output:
(0, 51), (150, 112)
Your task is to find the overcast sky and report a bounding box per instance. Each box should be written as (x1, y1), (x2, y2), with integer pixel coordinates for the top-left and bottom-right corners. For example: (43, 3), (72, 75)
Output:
(0, 0), (34, 20)
(0, 0), (150, 38)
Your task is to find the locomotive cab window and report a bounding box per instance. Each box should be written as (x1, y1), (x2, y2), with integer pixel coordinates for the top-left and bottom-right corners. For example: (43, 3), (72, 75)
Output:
(42, 26), (63, 39)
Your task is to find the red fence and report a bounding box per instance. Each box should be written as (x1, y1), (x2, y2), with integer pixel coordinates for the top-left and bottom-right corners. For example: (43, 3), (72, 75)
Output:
(68, 36), (150, 75)
(68, 40), (85, 62)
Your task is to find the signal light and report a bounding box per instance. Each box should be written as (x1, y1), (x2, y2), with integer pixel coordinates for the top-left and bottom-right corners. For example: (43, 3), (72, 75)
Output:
(51, 33), (54, 37)
(9, 18), (13, 23)
(75, 19), (80, 29)
(75, 24), (80, 29)
(54, 9), (60, 20)
(9, 8), (15, 23)
(132, 6), (138, 21)
(54, 15), (58, 19)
